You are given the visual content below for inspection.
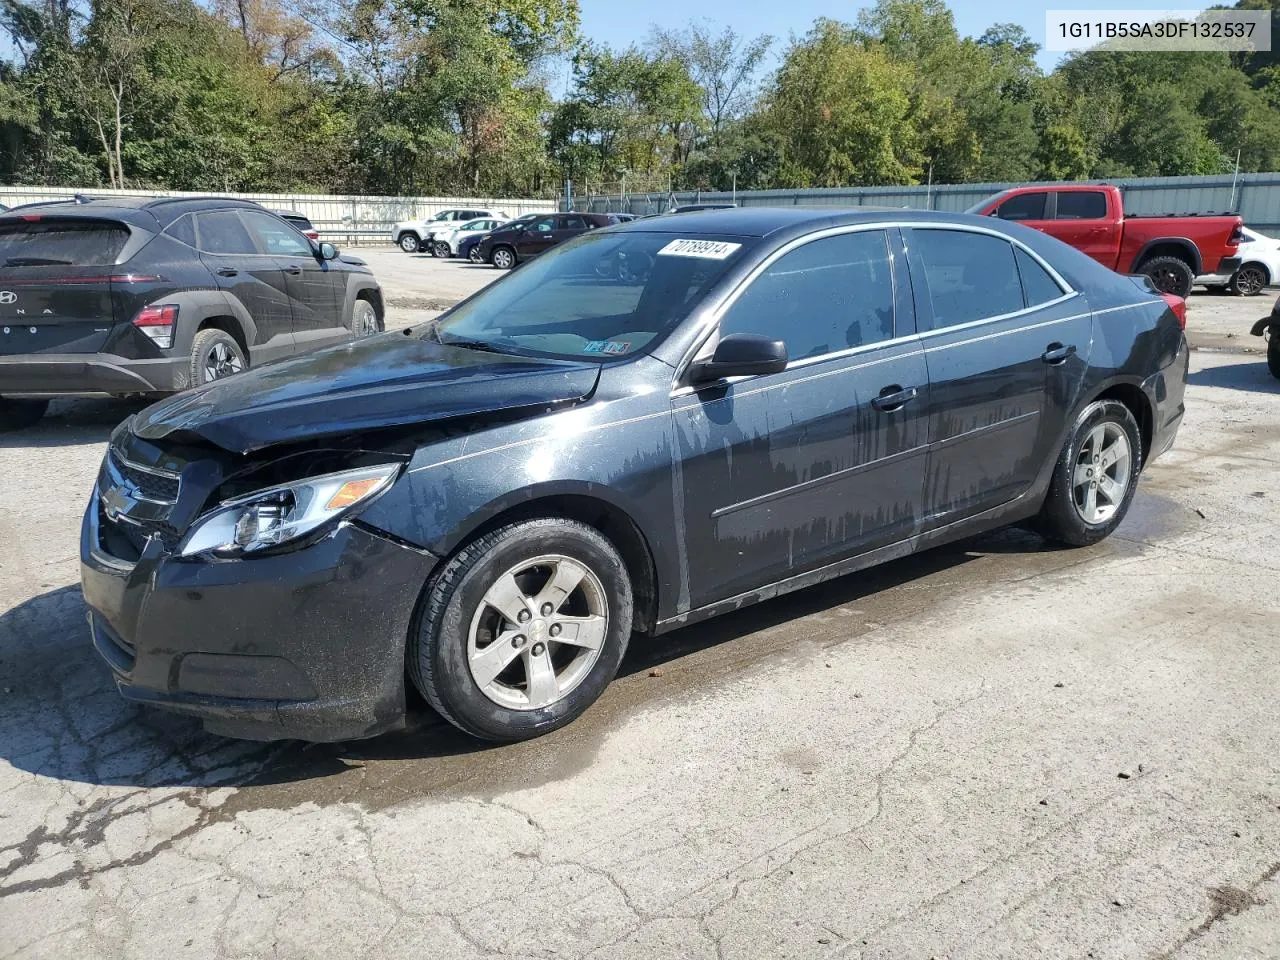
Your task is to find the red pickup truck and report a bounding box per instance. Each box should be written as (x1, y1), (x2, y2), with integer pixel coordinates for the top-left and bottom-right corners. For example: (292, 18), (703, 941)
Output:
(969, 184), (1242, 298)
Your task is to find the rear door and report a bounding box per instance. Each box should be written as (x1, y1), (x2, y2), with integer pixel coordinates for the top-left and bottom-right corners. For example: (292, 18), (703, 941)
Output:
(1051, 190), (1118, 268)
(241, 209), (345, 351)
(194, 210), (295, 363)
(0, 218), (128, 356)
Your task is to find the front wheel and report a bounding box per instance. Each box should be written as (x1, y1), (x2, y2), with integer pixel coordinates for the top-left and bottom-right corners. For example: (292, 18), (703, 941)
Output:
(352, 297), (381, 338)
(1140, 256), (1194, 299)
(468, 245), (485, 264)
(434, 241), (451, 258)
(0, 397), (49, 431)
(409, 518), (633, 742)
(491, 246), (516, 270)
(1037, 399), (1143, 547)
(1230, 263), (1269, 297)
(398, 234), (419, 254)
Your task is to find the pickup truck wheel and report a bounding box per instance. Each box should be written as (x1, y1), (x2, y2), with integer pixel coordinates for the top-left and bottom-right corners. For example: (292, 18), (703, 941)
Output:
(1140, 256), (1194, 299)
(1268, 333), (1280, 380)
(1229, 263), (1269, 297)
(0, 397), (49, 431)
(398, 233), (420, 253)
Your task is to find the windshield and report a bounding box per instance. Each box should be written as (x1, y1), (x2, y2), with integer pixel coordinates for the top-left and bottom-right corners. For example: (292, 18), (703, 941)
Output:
(433, 231), (752, 360)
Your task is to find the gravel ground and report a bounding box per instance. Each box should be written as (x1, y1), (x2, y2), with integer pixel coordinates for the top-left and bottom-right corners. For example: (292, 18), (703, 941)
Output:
(2, 259), (1279, 959)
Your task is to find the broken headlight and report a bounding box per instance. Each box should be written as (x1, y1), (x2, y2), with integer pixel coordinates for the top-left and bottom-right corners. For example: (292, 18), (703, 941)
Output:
(178, 463), (401, 558)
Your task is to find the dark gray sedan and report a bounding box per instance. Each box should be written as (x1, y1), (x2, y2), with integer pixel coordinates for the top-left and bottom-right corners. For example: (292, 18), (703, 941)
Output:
(82, 208), (1187, 743)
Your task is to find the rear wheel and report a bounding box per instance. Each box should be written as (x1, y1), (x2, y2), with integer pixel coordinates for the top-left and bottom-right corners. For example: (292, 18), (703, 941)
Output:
(1229, 263), (1269, 297)
(398, 233), (420, 253)
(491, 246), (516, 270)
(1268, 332), (1280, 380)
(190, 329), (246, 386)
(409, 518), (633, 742)
(1038, 400), (1142, 546)
(0, 397), (49, 431)
(1140, 256), (1195, 299)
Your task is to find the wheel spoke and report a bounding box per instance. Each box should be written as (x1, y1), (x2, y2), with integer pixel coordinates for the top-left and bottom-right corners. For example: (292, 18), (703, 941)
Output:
(1083, 483), (1098, 521)
(554, 615), (606, 651)
(1073, 462), (1093, 488)
(524, 645), (559, 708)
(483, 572), (532, 626)
(1098, 475), (1121, 504)
(534, 558), (587, 615)
(1087, 425), (1106, 458)
(470, 630), (523, 688)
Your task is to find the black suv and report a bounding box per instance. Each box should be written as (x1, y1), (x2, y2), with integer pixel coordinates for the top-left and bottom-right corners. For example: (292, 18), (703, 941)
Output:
(0, 197), (383, 429)
(476, 212), (619, 269)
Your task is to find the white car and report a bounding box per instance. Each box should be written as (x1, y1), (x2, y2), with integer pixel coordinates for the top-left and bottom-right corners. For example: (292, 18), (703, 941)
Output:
(426, 216), (506, 258)
(391, 208), (508, 254)
(1198, 226), (1280, 296)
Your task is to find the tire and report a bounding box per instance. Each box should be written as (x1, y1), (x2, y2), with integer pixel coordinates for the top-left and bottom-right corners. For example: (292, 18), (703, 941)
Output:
(491, 245), (516, 270)
(189, 328), (247, 386)
(0, 397), (49, 430)
(1268, 332), (1280, 380)
(1037, 399), (1143, 547)
(468, 245), (484, 264)
(1139, 256), (1195, 299)
(351, 297), (381, 338)
(409, 518), (633, 742)
(434, 241), (451, 259)
(1229, 263), (1269, 297)
(398, 233), (420, 253)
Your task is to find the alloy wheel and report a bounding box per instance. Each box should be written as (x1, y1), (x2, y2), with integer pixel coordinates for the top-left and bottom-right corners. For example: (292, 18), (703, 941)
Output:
(1235, 265), (1267, 296)
(492, 248), (514, 269)
(469, 246), (484, 263)
(203, 341), (244, 382)
(352, 299), (379, 337)
(399, 234), (418, 253)
(466, 555), (609, 711)
(1072, 422), (1132, 525)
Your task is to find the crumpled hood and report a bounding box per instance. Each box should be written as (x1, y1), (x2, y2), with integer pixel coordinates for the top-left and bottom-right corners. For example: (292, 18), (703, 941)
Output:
(132, 333), (601, 454)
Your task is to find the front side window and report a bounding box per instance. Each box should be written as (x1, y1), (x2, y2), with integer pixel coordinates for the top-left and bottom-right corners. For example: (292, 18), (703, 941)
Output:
(995, 192), (1048, 221)
(243, 211), (312, 257)
(530, 216), (557, 234)
(1055, 191), (1107, 220)
(718, 230), (895, 360)
(910, 229), (1023, 329)
(434, 231), (751, 360)
(196, 211), (257, 256)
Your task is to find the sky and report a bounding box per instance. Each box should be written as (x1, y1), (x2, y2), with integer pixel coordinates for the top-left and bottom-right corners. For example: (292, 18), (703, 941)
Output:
(576, 0), (1210, 71)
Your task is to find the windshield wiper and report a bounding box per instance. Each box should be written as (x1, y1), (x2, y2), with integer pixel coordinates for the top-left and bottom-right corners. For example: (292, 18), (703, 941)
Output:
(440, 335), (508, 354)
(4, 256), (72, 266)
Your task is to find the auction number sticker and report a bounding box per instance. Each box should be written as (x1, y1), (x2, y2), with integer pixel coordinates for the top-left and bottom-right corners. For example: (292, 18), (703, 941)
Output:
(657, 239), (742, 260)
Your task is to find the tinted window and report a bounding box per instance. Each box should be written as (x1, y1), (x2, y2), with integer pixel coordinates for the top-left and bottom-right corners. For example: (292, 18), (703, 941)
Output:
(718, 231), (895, 360)
(165, 215), (196, 248)
(1056, 191), (1107, 220)
(243, 211), (312, 256)
(995, 192), (1047, 221)
(197, 211), (257, 255)
(531, 216), (557, 234)
(1015, 247), (1066, 306)
(911, 229), (1022, 329)
(0, 220), (129, 265)
(283, 214), (314, 230)
(561, 215), (587, 230)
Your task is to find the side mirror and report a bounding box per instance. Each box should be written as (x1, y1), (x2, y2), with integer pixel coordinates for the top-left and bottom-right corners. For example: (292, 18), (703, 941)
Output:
(319, 242), (339, 260)
(691, 333), (788, 382)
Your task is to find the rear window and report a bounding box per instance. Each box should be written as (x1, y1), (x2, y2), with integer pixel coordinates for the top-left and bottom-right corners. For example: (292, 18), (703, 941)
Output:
(0, 220), (129, 266)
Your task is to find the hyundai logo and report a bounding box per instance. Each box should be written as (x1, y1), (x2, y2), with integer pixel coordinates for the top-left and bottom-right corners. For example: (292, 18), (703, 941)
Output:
(0, 291), (16, 304)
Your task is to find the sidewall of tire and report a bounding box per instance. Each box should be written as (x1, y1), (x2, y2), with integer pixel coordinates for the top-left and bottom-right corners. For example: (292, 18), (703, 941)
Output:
(189, 329), (247, 387)
(412, 520), (633, 741)
(1268, 334), (1280, 380)
(1038, 399), (1143, 546)
(1141, 256), (1194, 299)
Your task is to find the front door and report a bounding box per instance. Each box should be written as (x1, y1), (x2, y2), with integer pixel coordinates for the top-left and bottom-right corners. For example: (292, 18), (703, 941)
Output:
(242, 210), (345, 351)
(518, 215), (559, 260)
(903, 226), (1092, 526)
(673, 228), (930, 610)
(195, 210), (294, 364)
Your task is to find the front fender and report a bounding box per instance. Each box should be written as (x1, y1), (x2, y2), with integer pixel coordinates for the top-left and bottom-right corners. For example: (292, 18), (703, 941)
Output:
(1251, 316), (1276, 337)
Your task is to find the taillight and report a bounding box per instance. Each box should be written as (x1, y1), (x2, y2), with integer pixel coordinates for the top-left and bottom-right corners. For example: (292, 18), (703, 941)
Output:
(1229, 223), (1244, 247)
(133, 303), (179, 349)
(1160, 293), (1187, 330)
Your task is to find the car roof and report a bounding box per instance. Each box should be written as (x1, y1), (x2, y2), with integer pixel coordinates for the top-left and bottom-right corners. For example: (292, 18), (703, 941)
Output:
(610, 206), (984, 238)
(0, 195), (264, 229)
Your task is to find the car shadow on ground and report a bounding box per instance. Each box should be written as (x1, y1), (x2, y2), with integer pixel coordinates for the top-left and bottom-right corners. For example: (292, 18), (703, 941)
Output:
(1186, 358), (1279, 393)
(0, 397), (146, 449)
(0, 526), (1063, 796)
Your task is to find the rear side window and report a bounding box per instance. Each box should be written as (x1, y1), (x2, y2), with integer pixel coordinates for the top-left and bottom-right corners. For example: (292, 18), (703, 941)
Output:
(719, 230), (895, 360)
(196, 211), (257, 255)
(1015, 247), (1066, 306)
(995, 192), (1047, 221)
(910, 229), (1023, 329)
(1056, 191), (1107, 220)
(0, 220), (129, 266)
(165, 215), (196, 248)
(562, 215), (586, 230)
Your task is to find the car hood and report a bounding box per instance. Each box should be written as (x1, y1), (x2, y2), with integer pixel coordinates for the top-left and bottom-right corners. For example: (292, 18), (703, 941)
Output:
(131, 334), (602, 454)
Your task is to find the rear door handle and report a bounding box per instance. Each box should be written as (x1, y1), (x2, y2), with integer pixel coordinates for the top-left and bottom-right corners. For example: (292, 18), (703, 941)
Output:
(216, 267), (238, 277)
(872, 385), (918, 412)
(1042, 342), (1076, 364)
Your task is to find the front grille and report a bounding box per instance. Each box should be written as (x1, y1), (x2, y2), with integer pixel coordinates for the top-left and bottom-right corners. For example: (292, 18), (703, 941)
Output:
(98, 503), (147, 562)
(110, 451), (180, 503)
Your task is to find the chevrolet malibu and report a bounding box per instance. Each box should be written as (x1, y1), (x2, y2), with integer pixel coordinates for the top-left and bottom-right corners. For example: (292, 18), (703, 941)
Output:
(82, 208), (1188, 743)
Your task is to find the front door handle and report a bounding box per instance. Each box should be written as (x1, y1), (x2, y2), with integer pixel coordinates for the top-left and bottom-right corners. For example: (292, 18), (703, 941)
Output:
(216, 267), (238, 277)
(871, 385), (919, 412)
(1042, 342), (1077, 364)
(285, 265), (302, 275)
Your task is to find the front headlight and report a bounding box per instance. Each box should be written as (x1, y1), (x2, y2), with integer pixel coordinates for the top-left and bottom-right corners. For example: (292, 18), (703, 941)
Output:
(178, 464), (401, 558)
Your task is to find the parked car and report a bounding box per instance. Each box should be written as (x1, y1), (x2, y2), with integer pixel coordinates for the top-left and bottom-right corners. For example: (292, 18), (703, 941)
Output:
(459, 214), (539, 263)
(0, 196), (383, 429)
(427, 216), (507, 259)
(270, 209), (320, 242)
(1199, 226), (1280, 296)
(1250, 294), (1280, 378)
(82, 207), (1187, 743)
(475, 212), (617, 268)
(392, 208), (509, 254)
(970, 184), (1242, 298)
